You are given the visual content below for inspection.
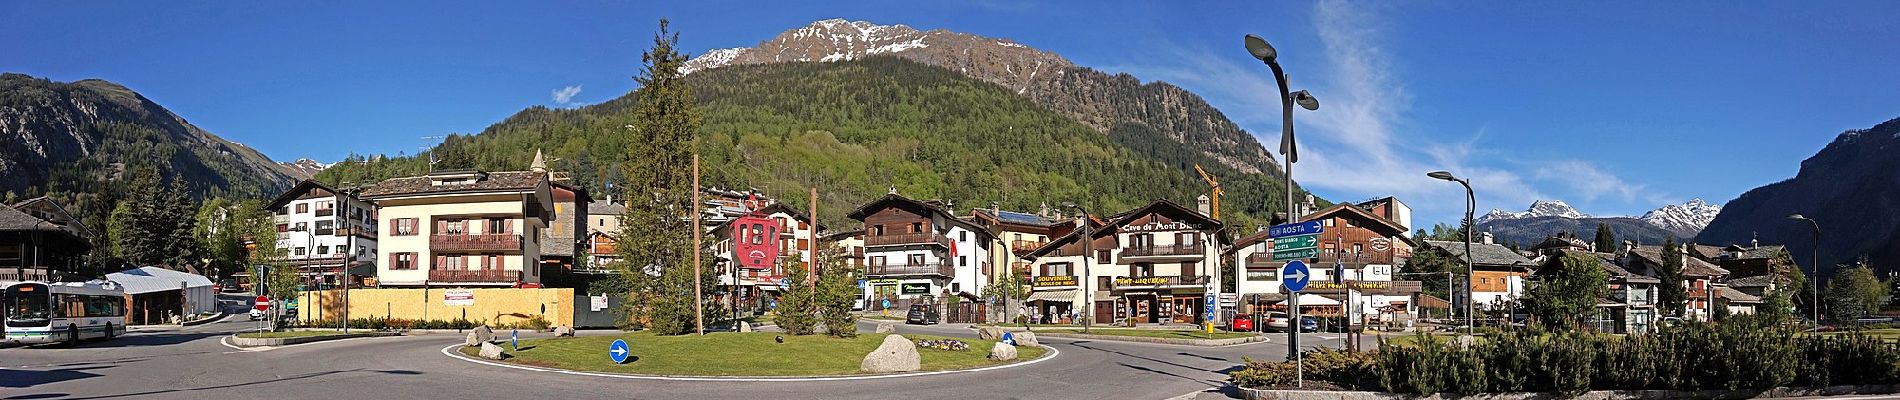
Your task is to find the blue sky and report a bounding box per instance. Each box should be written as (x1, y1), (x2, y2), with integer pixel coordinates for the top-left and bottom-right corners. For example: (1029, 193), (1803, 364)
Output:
(6, 1), (1898, 226)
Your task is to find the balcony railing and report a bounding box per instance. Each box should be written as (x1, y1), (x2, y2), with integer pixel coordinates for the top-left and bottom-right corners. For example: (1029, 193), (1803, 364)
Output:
(1121, 244), (1204, 258)
(1011, 240), (1047, 254)
(428, 269), (518, 283)
(864, 232), (952, 248)
(430, 234), (523, 251)
(1245, 253), (1277, 269)
(315, 208), (335, 217)
(0, 268), (61, 282)
(1103, 275), (1210, 290)
(864, 262), (954, 278)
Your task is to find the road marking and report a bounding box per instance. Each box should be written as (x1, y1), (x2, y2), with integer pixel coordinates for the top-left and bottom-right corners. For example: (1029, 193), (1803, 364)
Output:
(1163, 387), (1224, 400)
(440, 342), (1061, 382)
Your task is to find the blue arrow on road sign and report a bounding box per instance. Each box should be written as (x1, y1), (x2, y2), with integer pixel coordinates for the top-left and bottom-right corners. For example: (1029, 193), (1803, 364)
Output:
(1001, 332), (1016, 346)
(609, 339), (631, 364)
(511, 329), (519, 350)
(1282, 260), (1311, 292)
(1267, 221), (1324, 239)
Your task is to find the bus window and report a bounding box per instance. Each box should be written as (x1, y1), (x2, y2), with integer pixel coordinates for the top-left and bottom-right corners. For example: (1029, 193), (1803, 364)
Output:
(5, 293), (50, 327)
(86, 296), (118, 317)
(58, 294), (87, 318)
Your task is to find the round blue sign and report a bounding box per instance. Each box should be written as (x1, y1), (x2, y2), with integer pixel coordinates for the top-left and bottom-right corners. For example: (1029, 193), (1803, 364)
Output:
(1282, 260), (1311, 292)
(609, 339), (631, 364)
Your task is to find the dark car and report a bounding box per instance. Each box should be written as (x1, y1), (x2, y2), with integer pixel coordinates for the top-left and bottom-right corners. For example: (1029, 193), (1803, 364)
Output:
(1299, 316), (1319, 333)
(906, 304), (940, 325)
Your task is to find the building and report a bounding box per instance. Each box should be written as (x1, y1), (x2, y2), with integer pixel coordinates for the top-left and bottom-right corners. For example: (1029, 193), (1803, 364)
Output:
(583, 200), (626, 270)
(361, 166), (554, 287)
(1023, 199), (1224, 326)
(847, 192), (994, 315)
(707, 201), (823, 313)
(0, 197), (92, 282)
(1230, 200), (1419, 323)
(538, 179), (591, 273)
(969, 204), (1069, 285)
(263, 180), (379, 288)
(1625, 244), (1731, 321)
(1420, 238), (1535, 313)
(106, 266), (216, 325)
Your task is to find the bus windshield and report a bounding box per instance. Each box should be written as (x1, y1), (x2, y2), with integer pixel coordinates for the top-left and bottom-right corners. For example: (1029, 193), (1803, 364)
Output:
(5, 292), (51, 327)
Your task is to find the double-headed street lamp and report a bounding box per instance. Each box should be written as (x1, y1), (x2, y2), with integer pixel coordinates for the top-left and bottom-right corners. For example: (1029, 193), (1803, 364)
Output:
(1244, 33), (1320, 363)
(1063, 202), (1093, 334)
(1426, 170), (1475, 334)
(1788, 214), (1821, 328)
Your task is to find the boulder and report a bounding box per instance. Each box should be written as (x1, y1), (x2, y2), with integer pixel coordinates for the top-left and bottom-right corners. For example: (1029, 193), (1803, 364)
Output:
(739, 321), (753, 333)
(977, 326), (1004, 340)
(464, 331), (484, 347)
(1014, 331), (1039, 347)
(987, 342), (1018, 361)
(471, 326), (495, 343)
(554, 325), (574, 337)
(479, 342), (506, 360)
(859, 334), (921, 373)
(875, 322), (896, 334)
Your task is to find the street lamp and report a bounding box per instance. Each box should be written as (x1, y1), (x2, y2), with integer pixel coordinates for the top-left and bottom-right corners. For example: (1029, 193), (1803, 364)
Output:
(1064, 202), (1093, 334)
(1245, 32), (1320, 364)
(1788, 214), (1821, 328)
(1427, 170), (1476, 334)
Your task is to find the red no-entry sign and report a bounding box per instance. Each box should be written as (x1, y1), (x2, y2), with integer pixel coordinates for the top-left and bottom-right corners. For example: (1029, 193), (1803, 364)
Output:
(255, 296), (270, 311)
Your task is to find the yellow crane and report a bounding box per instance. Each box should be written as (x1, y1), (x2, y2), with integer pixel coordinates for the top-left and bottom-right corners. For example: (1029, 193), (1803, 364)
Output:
(1194, 164), (1222, 220)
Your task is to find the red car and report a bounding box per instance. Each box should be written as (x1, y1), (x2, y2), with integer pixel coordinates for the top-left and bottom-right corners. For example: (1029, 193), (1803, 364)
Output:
(1231, 314), (1255, 332)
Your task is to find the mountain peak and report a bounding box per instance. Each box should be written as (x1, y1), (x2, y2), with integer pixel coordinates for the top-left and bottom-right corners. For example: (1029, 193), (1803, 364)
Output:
(1483, 199), (1587, 222)
(1640, 198), (1722, 237)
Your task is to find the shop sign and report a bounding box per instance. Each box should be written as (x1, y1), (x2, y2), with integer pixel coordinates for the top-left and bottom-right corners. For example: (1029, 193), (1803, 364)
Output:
(444, 289), (475, 306)
(1032, 275), (1078, 287)
(1245, 270), (1277, 282)
(1121, 221), (1192, 233)
(1114, 276), (1174, 286)
(900, 283), (931, 295)
(867, 279), (901, 285)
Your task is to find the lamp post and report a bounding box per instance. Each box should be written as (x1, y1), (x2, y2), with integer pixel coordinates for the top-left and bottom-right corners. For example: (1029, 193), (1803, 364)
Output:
(1064, 202), (1093, 334)
(1245, 32), (1320, 364)
(1788, 214), (1821, 328)
(1427, 170), (1475, 334)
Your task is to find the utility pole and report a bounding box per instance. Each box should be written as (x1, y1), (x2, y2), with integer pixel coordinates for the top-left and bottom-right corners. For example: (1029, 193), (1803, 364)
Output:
(692, 154), (704, 335)
(809, 188), (818, 284)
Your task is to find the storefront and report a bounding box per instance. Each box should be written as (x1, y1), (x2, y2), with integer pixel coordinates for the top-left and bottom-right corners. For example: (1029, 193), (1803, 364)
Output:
(1109, 276), (1209, 325)
(1026, 275), (1079, 323)
(864, 278), (940, 312)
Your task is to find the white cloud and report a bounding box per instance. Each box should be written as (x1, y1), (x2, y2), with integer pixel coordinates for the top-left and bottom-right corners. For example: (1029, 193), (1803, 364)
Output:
(551, 85), (583, 104)
(1533, 160), (1644, 203)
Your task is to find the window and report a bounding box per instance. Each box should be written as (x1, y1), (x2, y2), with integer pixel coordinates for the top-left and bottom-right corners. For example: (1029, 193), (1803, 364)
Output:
(315, 220), (334, 234)
(1352, 243), (1364, 255)
(952, 283), (961, 293)
(908, 254), (925, 266)
(436, 254), (467, 270)
(1131, 233), (1152, 249)
(959, 231), (967, 241)
(393, 218), (418, 236)
(442, 219), (466, 235)
(294, 222), (307, 232)
(1132, 263), (1154, 277)
(959, 256), (967, 267)
(486, 218), (507, 234)
(294, 247), (307, 256)
(1181, 262), (1198, 277)
(1176, 232), (1198, 247)
(750, 224), (764, 245)
(358, 246), (368, 257)
(483, 254), (503, 269)
(276, 224), (288, 233)
(1044, 262), (1074, 276)
(869, 256), (886, 266)
(335, 245), (347, 255)
(391, 253), (416, 270)
(872, 225), (885, 236)
(296, 203), (308, 213)
(316, 246), (330, 255)
(1096, 250), (1112, 264)
(910, 222), (923, 233)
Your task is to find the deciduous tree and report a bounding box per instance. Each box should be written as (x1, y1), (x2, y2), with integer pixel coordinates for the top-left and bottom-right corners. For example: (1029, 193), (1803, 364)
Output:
(1825, 264), (1887, 322)
(1525, 253), (1610, 331)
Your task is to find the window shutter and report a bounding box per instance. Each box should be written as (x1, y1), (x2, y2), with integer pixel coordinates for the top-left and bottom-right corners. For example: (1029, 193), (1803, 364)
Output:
(435, 220), (446, 235)
(434, 255), (445, 270)
(390, 253), (399, 270)
(503, 219), (512, 234)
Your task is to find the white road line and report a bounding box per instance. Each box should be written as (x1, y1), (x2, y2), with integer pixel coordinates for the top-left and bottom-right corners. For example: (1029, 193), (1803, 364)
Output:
(440, 342), (1061, 382)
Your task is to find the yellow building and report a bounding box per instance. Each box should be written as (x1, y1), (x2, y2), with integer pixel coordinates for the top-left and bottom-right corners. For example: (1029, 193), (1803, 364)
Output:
(362, 164), (555, 288)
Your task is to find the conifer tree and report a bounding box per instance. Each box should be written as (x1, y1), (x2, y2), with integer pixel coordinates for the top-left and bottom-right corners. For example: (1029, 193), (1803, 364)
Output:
(1593, 223), (1617, 253)
(1656, 238), (1688, 317)
(612, 19), (716, 335)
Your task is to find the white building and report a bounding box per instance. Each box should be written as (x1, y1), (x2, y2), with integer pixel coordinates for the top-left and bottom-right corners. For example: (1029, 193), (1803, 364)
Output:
(847, 193), (993, 315)
(1229, 200), (1419, 324)
(1023, 199), (1225, 326)
(264, 180), (379, 288)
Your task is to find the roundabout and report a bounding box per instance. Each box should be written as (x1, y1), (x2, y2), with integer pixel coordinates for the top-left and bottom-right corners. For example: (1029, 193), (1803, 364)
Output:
(439, 332), (1059, 382)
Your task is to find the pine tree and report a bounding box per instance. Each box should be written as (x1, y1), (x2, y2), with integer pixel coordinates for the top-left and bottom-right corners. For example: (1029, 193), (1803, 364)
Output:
(160, 175), (202, 269)
(774, 260), (817, 335)
(1656, 237), (1688, 317)
(613, 19), (713, 335)
(817, 253), (860, 338)
(119, 167), (167, 266)
(1593, 223), (1616, 253)
(104, 201), (132, 262)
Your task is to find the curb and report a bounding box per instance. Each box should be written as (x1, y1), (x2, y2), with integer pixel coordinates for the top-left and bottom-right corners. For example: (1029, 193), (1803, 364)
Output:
(180, 312), (228, 327)
(440, 341), (1060, 382)
(228, 332), (400, 347)
(1036, 332), (1266, 347)
(1237, 384), (1900, 400)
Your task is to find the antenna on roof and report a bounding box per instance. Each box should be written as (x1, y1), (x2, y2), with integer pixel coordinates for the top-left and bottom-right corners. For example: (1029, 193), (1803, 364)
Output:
(420, 135), (446, 173)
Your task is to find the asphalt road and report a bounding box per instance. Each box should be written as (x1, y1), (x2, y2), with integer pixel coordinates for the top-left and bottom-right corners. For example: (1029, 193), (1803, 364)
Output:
(2, 296), (1370, 400)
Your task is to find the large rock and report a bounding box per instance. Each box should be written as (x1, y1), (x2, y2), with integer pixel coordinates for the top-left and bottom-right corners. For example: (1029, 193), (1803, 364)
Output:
(860, 334), (921, 373)
(471, 326), (494, 343)
(977, 326), (1004, 340)
(739, 321), (753, 332)
(479, 342), (506, 360)
(554, 326), (574, 337)
(987, 342), (1018, 361)
(875, 322), (895, 334)
(1014, 331), (1039, 347)
(464, 331), (485, 347)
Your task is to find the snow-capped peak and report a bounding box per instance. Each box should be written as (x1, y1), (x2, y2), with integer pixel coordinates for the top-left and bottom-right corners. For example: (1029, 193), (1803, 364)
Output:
(1480, 200), (1588, 222)
(1640, 198), (1722, 235)
(681, 19), (935, 75)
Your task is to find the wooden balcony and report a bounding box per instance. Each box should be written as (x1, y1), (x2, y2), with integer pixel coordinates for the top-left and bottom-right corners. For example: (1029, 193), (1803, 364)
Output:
(864, 232), (952, 248)
(1105, 275), (1210, 290)
(315, 208), (335, 217)
(0, 267), (62, 282)
(429, 269), (518, 283)
(864, 262), (954, 278)
(430, 234), (522, 252)
(1011, 240), (1047, 255)
(1245, 253), (1277, 269)
(1120, 244), (1204, 259)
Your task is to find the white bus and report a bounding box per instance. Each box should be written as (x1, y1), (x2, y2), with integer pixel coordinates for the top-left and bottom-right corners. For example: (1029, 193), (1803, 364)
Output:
(4, 280), (127, 345)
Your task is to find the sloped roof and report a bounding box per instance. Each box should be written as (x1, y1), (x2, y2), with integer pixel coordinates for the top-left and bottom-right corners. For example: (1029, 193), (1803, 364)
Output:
(587, 200), (627, 216)
(973, 208), (1061, 228)
(1424, 240), (1534, 266)
(361, 170), (545, 198)
(107, 266), (214, 295)
(1717, 286), (1762, 304)
(264, 179), (359, 211)
(1726, 274), (1779, 288)
(1684, 257), (1729, 277)
(9, 196), (92, 238)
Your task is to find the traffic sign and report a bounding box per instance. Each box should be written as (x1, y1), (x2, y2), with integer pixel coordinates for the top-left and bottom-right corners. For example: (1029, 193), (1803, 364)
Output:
(1282, 260), (1311, 292)
(1267, 221), (1324, 238)
(1001, 332), (1016, 346)
(511, 329), (519, 351)
(609, 339), (631, 364)
(254, 296), (270, 311)
(1271, 248), (1320, 261)
(1272, 234), (1320, 250)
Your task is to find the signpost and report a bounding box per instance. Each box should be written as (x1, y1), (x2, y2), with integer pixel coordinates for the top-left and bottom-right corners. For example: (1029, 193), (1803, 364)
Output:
(1282, 259), (1310, 388)
(609, 339), (631, 364)
(511, 329), (519, 351)
(1268, 221), (1322, 387)
(1203, 296), (1217, 334)
(254, 296), (270, 311)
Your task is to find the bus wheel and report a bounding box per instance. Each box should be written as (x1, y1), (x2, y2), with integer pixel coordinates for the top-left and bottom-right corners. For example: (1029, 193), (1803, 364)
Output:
(67, 325), (79, 346)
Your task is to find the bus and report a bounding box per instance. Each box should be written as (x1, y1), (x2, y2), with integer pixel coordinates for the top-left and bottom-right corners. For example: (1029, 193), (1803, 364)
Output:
(3, 280), (127, 345)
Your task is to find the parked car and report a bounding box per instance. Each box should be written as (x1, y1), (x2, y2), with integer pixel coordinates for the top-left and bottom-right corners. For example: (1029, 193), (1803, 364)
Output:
(248, 308), (266, 321)
(906, 304), (940, 325)
(1262, 312), (1291, 332)
(1230, 313), (1255, 332)
(1299, 316), (1319, 333)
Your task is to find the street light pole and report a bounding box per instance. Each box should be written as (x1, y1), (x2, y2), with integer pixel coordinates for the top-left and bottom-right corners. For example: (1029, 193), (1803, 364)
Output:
(1428, 171), (1476, 334)
(1789, 214), (1821, 328)
(1066, 203), (1092, 335)
(1245, 32), (1320, 364)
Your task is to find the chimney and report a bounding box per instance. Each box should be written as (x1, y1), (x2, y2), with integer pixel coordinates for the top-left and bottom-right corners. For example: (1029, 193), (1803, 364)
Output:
(1196, 194), (1212, 216)
(1038, 201), (1051, 217)
(1481, 231), (1494, 245)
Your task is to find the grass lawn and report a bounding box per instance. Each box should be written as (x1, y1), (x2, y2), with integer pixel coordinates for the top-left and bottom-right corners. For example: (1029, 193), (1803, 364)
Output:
(236, 330), (358, 339)
(1811, 328), (1900, 342)
(457, 332), (1046, 376)
(1036, 328), (1254, 340)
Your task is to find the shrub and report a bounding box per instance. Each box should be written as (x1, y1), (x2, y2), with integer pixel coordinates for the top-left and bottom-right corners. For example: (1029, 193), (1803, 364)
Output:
(1231, 357), (1302, 388)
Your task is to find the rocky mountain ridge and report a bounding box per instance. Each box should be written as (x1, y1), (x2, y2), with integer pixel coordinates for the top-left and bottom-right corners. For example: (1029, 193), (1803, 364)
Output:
(1699, 117), (1900, 277)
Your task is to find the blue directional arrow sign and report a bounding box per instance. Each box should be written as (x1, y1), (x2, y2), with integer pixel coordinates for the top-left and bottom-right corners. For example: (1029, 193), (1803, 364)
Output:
(609, 339), (631, 364)
(1282, 260), (1311, 293)
(511, 329), (519, 350)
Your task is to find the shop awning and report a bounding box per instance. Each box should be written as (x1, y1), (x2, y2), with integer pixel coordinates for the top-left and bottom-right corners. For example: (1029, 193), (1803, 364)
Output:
(1028, 290), (1077, 302)
(1295, 293), (1340, 306)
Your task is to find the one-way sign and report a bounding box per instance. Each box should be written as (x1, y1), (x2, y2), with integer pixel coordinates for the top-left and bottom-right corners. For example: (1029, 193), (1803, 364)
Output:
(609, 339), (631, 364)
(1282, 260), (1311, 292)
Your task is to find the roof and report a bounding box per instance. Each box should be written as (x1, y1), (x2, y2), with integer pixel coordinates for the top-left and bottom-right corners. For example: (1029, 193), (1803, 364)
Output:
(106, 266), (214, 295)
(974, 208), (1061, 228)
(1726, 274), (1779, 288)
(0, 205), (56, 231)
(9, 197), (92, 238)
(821, 229), (863, 242)
(1717, 286), (1762, 304)
(587, 200), (627, 216)
(845, 192), (956, 221)
(1424, 240), (1534, 266)
(1684, 257), (1729, 277)
(1300, 203), (1408, 236)
(1723, 244), (1787, 260)
(1023, 199), (1219, 258)
(264, 179), (359, 211)
(361, 170), (546, 198)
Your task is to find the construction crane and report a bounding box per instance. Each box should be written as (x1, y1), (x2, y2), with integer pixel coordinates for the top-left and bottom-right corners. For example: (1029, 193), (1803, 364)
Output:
(1193, 164), (1223, 220)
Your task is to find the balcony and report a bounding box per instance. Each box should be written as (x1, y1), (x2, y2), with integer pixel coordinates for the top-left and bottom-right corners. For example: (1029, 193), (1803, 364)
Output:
(1245, 253), (1277, 269)
(1105, 275), (1210, 290)
(1011, 240), (1047, 255)
(864, 262), (954, 278)
(864, 232), (952, 248)
(315, 208), (335, 217)
(430, 234), (523, 252)
(429, 269), (518, 283)
(0, 267), (62, 282)
(1120, 244), (1205, 259)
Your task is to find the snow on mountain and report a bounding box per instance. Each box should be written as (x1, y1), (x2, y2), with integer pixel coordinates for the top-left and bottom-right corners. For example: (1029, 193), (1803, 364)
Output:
(278, 158), (329, 180)
(1480, 200), (1588, 223)
(677, 18), (1070, 97)
(1640, 198), (1722, 237)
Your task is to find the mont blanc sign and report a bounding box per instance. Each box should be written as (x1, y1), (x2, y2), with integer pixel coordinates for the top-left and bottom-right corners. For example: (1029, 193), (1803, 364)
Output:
(1121, 221), (1193, 233)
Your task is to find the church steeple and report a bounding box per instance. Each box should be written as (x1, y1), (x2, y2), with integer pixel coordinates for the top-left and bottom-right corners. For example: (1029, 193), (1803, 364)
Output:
(530, 149), (548, 174)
